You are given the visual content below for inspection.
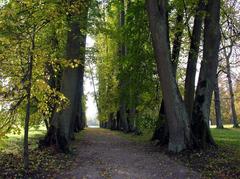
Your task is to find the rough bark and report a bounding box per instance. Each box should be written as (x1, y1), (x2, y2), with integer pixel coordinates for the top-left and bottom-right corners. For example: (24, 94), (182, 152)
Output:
(146, 0), (191, 152)
(184, 0), (205, 119)
(192, 0), (221, 149)
(214, 76), (224, 128)
(152, 4), (183, 143)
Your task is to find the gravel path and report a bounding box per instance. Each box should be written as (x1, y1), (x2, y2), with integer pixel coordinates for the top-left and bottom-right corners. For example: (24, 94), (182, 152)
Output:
(58, 128), (200, 179)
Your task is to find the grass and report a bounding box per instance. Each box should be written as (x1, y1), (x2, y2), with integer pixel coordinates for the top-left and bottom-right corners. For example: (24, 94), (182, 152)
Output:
(113, 129), (153, 143)
(211, 127), (240, 149)
(114, 125), (240, 148)
(0, 126), (46, 153)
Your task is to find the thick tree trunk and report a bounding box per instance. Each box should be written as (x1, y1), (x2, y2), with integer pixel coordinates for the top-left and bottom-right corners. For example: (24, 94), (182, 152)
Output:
(146, 0), (191, 152)
(151, 4), (183, 143)
(184, 0), (204, 119)
(214, 76), (223, 128)
(192, 0), (221, 149)
(42, 1), (89, 152)
(225, 49), (239, 128)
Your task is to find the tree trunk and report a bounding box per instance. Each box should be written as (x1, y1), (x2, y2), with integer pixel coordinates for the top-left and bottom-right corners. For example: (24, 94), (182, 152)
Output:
(151, 101), (169, 145)
(225, 48), (239, 128)
(184, 0), (205, 119)
(118, 0), (129, 133)
(214, 76), (223, 128)
(151, 3), (183, 143)
(146, 0), (191, 152)
(192, 0), (221, 149)
(171, 8), (184, 77)
(23, 31), (35, 172)
(42, 1), (89, 152)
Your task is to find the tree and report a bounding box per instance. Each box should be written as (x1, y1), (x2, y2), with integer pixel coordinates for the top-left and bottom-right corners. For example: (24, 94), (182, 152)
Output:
(223, 42), (239, 128)
(184, 0), (204, 119)
(191, 0), (221, 148)
(146, 0), (191, 152)
(43, 0), (90, 152)
(214, 75), (224, 129)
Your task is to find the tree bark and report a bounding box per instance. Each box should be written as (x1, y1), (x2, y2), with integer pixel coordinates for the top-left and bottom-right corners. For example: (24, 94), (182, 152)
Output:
(151, 3), (183, 143)
(184, 0), (205, 119)
(192, 0), (221, 149)
(214, 75), (223, 128)
(224, 47), (239, 128)
(42, 1), (89, 152)
(146, 0), (191, 152)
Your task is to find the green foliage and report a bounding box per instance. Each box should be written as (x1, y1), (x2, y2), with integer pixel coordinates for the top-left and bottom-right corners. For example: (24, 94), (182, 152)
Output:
(0, 0), (70, 138)
(95, 0), (160, 125)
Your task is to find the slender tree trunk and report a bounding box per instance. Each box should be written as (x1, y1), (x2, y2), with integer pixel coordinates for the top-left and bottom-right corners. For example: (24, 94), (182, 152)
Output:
(23, 31), (35, 172)
(192, 0), (221, 149)
(88, 62), (99, 112)
(146, 0), (191, 152)
(225, 48), (239, 128)
(184, 0), (205, 119)
(214, 76), (223, 128)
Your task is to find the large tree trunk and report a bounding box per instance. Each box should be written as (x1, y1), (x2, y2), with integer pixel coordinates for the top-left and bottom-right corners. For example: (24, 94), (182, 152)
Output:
(42, 1), (89, 152)
(214, 76), (223, 128)
(184, 0), (205, 119)
(224, 48), (239, 128)
(146, 0), (191, 152)
(192, 0), (221, 149)
(151, 3), (183, 143)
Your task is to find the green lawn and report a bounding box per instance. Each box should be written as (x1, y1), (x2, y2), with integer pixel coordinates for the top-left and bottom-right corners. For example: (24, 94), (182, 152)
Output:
(211, 127), (240, 150)
(115, 125), (240, 149)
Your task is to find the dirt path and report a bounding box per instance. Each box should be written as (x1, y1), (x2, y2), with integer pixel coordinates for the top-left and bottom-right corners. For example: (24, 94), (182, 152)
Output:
(57, 128), (200, 179)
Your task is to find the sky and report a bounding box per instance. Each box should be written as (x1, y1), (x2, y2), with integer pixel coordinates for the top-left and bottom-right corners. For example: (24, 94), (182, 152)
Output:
(85, 36), (99, 126)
